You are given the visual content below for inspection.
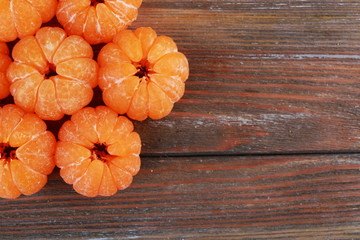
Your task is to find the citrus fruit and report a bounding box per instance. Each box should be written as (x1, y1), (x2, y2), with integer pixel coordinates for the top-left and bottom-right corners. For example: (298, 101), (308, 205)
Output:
(98, 27), (189, 120)
(0, 104), (56, 199)
(0, 42), (11, 100)
(55, 106), (141, 197)
(6, 27), (98, 121)
(56, 0), (143, 45)
(0, 0), (57, 42)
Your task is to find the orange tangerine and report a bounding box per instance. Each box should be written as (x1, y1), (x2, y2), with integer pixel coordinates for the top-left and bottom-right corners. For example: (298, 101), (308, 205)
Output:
(7, 27), (98, 121)
(55, 106), (141, 197)
(98, 27), (189, 120)
(56, 0), (142, 45)
(0, 42), (11, 100)
(0, 0), (57, 42)
(0, 104), (56, 199)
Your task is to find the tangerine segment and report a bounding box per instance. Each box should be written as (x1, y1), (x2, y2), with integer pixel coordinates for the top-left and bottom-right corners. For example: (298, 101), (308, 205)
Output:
(98, 27), (189, 120)
(0, 105), (25, 143)
(109, 155), (140, 176)
(35, 27), (67, 63)
(0, 1), (17, 42)
(0, 0), (56, 42)
(0, 105), (56, 199)
(95, 106), (118, 144)
(148, 82), (174, 120)
(8, 27), (98, 121)
(53, 76), (94, 115)
(127, 80), (148, 121)
(56, 58), (98, 88)
(12, 36), (48, 75)
(26, 0), (58, 22)
(98, 164), (117, 197)
(106, 116), (134, 145)
(0, 42), (9, 55)
(7, 62), (40, 84)
(107, 132), (141, 157)
(58, 121), (94, 149)
(10, 74), (43, 113)
(60, 158), (91, 185)
(102, 77), (139, 115)
(35, 79), (64, 120)
(97, 43), (130, 67)
(56, 106), (141, 197)
(55, 142), (91, 168)
(0, 161), (21, 199)
(56, 0), (142, 45)
(70, 107), (99, 144)
(134, 27), (157, 59)
(73, 160), (104, 197)
(150, 74), (185, 102)
(108, 163), (133, 191)
(98, 62), (137, 90)
(9, 113), (47, 147)
(52, 35), (93, 65)
(16, 132), (56, 175)
(12, 0), (42, 39)
(0, 43), (11, 100)
(0, 74), (9, 100)
(10, 160), (47, 196)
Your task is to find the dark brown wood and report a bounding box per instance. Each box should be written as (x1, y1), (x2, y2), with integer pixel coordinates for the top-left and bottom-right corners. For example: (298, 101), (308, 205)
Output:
(129, 0), (360, 155)
(1, 154), (360, 239)
(1, 1), (360, 239)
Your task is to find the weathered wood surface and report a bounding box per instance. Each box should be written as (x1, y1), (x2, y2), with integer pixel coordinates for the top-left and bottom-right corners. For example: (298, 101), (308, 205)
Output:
(131, 0), (360, 155)
(1, 0), (360, 239)
(1, 154), (360, 239)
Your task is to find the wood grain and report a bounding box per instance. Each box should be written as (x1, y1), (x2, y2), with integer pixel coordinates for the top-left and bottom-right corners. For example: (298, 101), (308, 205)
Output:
(130, 0), (360, 155)
(1, 154), (360, 239)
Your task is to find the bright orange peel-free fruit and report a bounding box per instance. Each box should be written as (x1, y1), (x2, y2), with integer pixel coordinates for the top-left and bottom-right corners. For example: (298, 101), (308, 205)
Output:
(7, 27), (98, 121)
(0, 104), (56, 199)
(55, 106), (141, 197)
(98, 27), (189, 121)
(0, 0), (57, 42)
(56, 0), (142, 45)
(0, 42), (11, 100)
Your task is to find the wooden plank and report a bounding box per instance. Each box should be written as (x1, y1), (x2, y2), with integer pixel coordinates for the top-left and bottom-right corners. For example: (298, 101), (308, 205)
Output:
(1, 154), (360, 239)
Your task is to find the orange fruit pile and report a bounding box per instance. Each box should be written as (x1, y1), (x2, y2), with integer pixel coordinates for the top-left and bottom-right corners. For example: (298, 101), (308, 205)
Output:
(0, 0), (189, 198)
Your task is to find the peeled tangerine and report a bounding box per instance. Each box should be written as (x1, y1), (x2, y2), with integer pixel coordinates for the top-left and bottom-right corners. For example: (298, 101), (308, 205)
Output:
(7, 27), (98, 121)
(0, 0), (57, 42)
(57, 0), (142, 45)
(55, 106), (141, 197)
(0, 42), (11, 100)
(98, 27), (189, 121)
(0, 105), (56, 199)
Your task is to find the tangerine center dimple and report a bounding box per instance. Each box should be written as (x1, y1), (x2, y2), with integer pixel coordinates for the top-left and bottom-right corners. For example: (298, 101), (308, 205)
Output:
(135, 60), (154, 81)
(0, 143), (17, 161)
(45, 64), (57, 78)
(91, 143), (109, 162)
(91, 0), (104, 6)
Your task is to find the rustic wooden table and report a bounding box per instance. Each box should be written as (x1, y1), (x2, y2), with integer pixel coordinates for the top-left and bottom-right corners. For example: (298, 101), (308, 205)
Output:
(2, 0), (360, 239)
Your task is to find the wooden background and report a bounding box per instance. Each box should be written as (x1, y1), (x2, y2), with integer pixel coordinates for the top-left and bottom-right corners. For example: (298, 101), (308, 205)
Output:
(2, 0), (360, 239)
